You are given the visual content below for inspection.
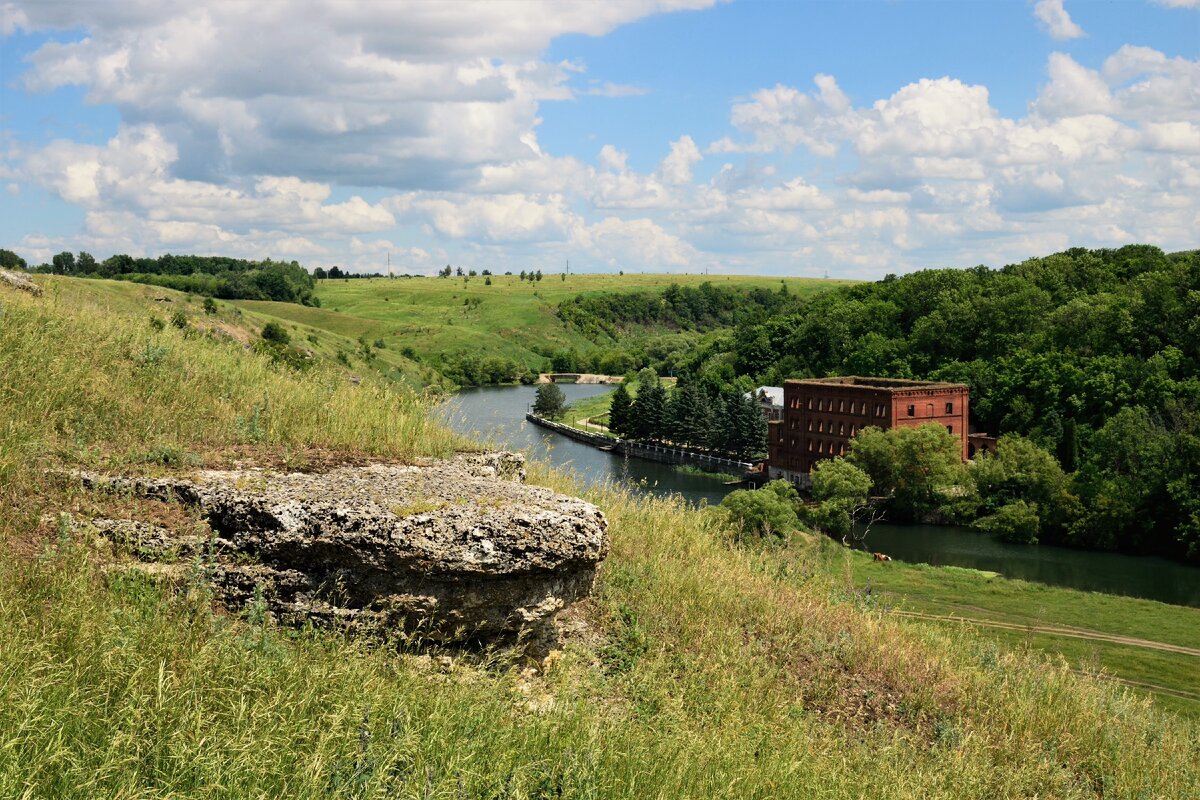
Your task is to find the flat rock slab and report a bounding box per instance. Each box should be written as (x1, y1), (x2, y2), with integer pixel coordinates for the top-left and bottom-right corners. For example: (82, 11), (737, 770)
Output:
(79, 453), (608, 642)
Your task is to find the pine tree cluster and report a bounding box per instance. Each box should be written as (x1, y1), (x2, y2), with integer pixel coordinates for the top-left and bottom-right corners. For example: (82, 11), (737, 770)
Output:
(607, 377), (767, 461)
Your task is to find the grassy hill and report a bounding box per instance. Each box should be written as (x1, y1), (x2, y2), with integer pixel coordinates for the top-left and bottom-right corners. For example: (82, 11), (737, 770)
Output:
(1, 274), (1198, 798)
(238, 273), (850, 384)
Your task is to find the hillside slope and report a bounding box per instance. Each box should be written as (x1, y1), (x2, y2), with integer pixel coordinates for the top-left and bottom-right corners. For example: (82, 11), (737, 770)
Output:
(240, 273), (851, 385)
(1, 275), (1197, 798)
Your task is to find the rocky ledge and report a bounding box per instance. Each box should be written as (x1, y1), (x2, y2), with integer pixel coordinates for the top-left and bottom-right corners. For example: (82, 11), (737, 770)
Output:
(0, 269), (43, 296)
(77, 452), (607, 642)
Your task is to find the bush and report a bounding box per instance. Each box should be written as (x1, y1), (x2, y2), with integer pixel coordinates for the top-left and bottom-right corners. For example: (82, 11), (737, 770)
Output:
(170, 310), (189, 330)
(261, 322), (290, 345)
(973, 500), (1041, 544)
(202, 297), (219, 314)
(720, 480), (801, 542)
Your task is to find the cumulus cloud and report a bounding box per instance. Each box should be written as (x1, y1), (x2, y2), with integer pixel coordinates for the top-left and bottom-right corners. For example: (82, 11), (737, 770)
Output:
(12, 0), (716, 189)
(660, 136), (702, 185)
(4, 2), (1198, 278)
(1034, 0), (1086, 40)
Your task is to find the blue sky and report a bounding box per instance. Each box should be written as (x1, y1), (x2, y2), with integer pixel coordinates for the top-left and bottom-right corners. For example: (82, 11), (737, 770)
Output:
(1, 0), (1197, 277)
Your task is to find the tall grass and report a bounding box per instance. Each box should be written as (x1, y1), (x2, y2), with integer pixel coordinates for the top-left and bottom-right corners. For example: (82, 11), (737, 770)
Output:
(0, 280), (463, 484)
(0, 278), (1197, 797)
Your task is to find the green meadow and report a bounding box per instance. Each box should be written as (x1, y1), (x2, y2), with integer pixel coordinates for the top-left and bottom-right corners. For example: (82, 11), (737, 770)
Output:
(238, 273), (850, 379)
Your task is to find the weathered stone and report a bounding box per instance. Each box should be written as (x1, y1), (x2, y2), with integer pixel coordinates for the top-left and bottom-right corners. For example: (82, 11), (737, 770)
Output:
(79, 453), (606, 642)
(0, 269), (42, 297)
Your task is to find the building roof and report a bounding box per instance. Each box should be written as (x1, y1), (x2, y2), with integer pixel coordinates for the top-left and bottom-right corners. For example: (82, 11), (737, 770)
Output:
(783, 376), (967, 391)
(750, 386), (784, 407)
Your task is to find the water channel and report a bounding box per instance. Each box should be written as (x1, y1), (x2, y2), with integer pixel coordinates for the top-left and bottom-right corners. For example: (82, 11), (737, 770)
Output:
(440, 384), (1200, 608)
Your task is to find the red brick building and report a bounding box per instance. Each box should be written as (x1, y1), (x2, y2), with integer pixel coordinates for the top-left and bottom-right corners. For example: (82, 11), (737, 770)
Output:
(766, 376), (970, 486)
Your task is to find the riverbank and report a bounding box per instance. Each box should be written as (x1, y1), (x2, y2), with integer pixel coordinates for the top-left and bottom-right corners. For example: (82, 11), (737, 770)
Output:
(835, 545), (1200, 718)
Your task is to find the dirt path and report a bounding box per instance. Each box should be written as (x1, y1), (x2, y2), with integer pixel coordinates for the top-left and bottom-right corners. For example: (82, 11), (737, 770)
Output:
(890, 609), (1200, 658)
(1065, 670), (1200, 702)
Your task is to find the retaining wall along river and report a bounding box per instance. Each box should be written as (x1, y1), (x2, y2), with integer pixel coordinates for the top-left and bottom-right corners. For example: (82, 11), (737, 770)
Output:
(525, 413), (753, 474)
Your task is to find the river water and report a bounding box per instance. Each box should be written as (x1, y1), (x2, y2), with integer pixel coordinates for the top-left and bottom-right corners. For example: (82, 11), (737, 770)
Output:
(440, 384), (1200, 607)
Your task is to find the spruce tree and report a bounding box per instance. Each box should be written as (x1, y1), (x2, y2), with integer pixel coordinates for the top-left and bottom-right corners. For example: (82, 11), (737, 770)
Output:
(630, 378), (667, 441)
(608, 382), (633, 435)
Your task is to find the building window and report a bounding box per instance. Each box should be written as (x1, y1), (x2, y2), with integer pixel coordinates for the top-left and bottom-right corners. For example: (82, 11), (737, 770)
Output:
(876, 403), (885, 417)
(806, 419), (813, 432)
(946, 425), (953, 434)
(945, 401), (954, 414)
(849, 425), (856, 436)
(838, 422), (845, 436)
(808, 440), (814, 452)
(806, 398), (813, 410)
(838, 399), (845, 413)
(907, 404), (915, 417)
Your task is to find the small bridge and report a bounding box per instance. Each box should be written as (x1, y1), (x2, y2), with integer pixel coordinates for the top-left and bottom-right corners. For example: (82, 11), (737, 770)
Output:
(536, 373), (624, 384)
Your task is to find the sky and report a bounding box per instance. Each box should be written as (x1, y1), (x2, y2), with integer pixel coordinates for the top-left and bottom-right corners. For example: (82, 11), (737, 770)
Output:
(0, 0), (1197, 278)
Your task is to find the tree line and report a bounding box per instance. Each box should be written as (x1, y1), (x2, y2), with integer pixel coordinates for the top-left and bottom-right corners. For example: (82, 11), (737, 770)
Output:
(602, 372), (767, 461)
(557, 281), (802, 341)
(23, 250), (319, 306)
(723, 423), (1080, 556)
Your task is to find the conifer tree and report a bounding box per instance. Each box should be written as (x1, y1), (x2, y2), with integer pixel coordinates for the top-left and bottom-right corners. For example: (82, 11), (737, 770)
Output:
(608, 382), (633, 435)
(629, 377), (667, 441)
(532, 383), (567, 420)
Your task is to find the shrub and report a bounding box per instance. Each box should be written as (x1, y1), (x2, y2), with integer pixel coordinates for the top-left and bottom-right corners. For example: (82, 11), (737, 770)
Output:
(202, 297), (219, 314)
(261, 322), (290, 345)
(973, 500), (1041, 544)
(720, 480), (801, 542)
(170, 309), (189, 329)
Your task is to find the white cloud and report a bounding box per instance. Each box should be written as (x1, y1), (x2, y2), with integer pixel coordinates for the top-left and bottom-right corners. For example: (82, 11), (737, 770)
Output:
(660, 136), (702, 185)
(4, 5), (1198, 278)
(12, 1), (717, 190)
(1034, 0), (1085, 40)
(584, 82), (649, 97)
(1032, 53), (1114, 118)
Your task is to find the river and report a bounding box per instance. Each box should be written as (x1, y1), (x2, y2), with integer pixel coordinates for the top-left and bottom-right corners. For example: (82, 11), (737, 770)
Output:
(440, 384), (1200, 608)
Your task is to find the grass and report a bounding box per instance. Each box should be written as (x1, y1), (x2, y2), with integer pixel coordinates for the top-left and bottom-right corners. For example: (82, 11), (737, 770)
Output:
(846, 553), (1200, 718)
(241, 273), (849, 379)
(1, 274), (1198, 797)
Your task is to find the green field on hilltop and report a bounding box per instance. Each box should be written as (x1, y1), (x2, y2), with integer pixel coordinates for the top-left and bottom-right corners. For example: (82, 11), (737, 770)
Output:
(237, 273), (850, 383)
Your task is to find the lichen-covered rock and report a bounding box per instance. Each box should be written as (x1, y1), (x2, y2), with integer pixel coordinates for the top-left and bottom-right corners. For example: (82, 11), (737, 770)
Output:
(80, 453), (607, 641)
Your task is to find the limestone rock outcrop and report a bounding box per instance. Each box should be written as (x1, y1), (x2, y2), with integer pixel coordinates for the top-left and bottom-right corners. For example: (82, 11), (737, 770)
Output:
(0, 269), (42, 296)
(79, 453), (607, 641)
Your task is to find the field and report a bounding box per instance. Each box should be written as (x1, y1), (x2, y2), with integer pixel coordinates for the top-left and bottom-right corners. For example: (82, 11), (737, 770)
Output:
(844, 551), (1200, 718)
(237, 273), (850, 382)
(2, 274), (1199, 797)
